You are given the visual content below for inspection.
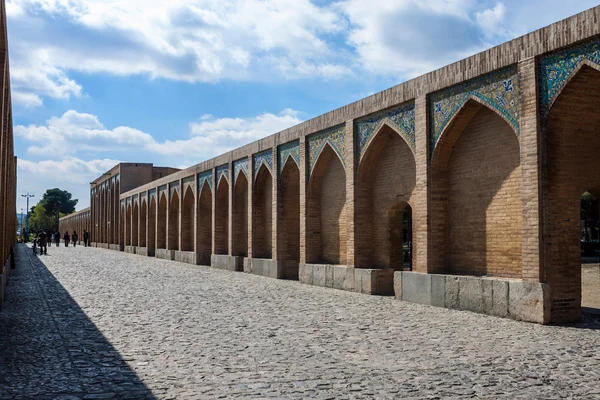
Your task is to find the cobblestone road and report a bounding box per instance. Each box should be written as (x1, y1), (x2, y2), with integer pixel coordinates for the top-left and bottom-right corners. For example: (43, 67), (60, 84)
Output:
(1, 244), (599, 399)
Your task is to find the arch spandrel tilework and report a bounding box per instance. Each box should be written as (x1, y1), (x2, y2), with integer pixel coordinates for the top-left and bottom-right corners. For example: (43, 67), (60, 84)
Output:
(233, 158), (249, 182)
(307, 124), (346, 176)
(132, 194), (139, 205)
(216, 165), (229, 184)
(140, 192), (148, 205)
(169, 181), (180, 198)
(182, 176), (195, 194)
(126, 197), (132, 207)
(149, 189), (156, 203)
(540, 37), (600, 118)
(158, 185), (168, 200)
(356, 102), (415, 160)
(278, 140), (300, 174)
(253, 150), (273, 178)
(197, 170), (213, 193)
(429, 65), (520, 155)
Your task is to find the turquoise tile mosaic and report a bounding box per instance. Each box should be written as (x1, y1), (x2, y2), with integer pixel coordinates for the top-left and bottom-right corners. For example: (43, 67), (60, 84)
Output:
(216, 165), (229, 185)
(253, 150), (273, 177)
(169, 181), (179, 197)
(356, 102), (415, 160)
(158, 185), (168, 201)
(540, 37), (600, 118)
(197, 170), (213, 192)
(429, 65), (520, 155)
(278, 140), (300, 174)
(149, 189), (156, 202)
(307, 124), (346, 175)
(233, 158), (249, 182)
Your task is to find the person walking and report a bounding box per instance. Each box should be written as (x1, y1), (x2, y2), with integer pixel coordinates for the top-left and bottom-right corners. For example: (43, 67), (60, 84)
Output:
(39, 231), (48, 255)
(72, 231), (78, 247)
(83, 230), (90, 247)
(64, 231), (70, 247)
(55, 231), (60, 247)
(48, 232), (52, 247)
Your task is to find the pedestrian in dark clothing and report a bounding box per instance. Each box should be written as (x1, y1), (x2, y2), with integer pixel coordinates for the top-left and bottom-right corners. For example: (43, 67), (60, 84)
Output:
(64, 231), (70, 247)
(83, 230), (90, 247)
(48, 233), (52, 247)
(72, 231), (78, 247)
(55, 231), (60, 247)
(39, 231), (48, 255)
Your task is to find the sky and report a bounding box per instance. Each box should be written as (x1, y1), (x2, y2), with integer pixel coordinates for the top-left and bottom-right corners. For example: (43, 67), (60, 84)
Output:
(9, 0), (600, 212)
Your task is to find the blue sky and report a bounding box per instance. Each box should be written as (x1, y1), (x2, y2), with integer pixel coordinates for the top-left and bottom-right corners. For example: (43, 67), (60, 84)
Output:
(9, 0), (599, 211)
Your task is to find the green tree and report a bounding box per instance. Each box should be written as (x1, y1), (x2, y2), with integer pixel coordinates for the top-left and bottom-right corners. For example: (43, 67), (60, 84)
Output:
(28, 203), (55, 232)
(40, 188), (78, 230)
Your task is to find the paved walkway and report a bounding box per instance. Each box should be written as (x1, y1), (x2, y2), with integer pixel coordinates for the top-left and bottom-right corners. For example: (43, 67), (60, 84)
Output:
(0, 244), (599, 399)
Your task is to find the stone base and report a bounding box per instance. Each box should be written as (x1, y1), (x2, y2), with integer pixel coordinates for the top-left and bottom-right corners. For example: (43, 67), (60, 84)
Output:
(156, 249), (175, 261)
(299, 264), (395, 295)
(174, 251), (196, 265)
(97, 243), (109, 249)
(109, 244), (120, 251)
(395, 272), (552, 324)
(136, 247), (149, 257)
(124, 246), (136, 254)
(211, 254), (243, 271)
(244, 258), (282, 279)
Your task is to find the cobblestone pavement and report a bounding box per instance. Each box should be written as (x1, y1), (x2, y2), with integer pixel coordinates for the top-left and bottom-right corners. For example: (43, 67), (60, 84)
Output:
(1, 244), (599, 399)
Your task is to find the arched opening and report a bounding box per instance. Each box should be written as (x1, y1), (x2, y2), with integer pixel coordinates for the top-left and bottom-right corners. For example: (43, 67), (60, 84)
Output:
(157, 193), (167, 249)
(307, 144), (348, 264)
(109, 180), (115, 244)
(388, 203), (413, 271)
(253, 165), (272, 259)
(168, 190), (180, 251)
(356, 124), (416, 270)
(430, 100), (521, 278)
(101, 187), (106, 243)
(181, 186), (194, 252)
(581, 192), (600, 313)
(546, 65), (600, 321)
(140, 200), (147, 247)
(132, 202), (139, 247)
(197, 181), (213, 264)
(119, 204), (125, 251)
(215, 177), (229, 255)
(148, 197), (156, 253)
(278, 158), (300, 279)
(233, 173), (248, 257)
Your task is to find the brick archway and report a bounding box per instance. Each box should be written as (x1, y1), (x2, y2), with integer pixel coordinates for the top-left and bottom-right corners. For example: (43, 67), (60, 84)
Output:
(233, 172), (248, 257)
(181, 186), (194, 252)
(545, 64), (600, 322)
(132, 202), (139, 247)
(168, 191), (180, 251)
(119, 204), (125, 251)
(356, 124), (416, 269)
(278, 157), (300, 279)
(140, 199), (147, 248)
(253, 164), (272, 259)
(157, 193), (167, 249)
(197, 181), (213, 264)
(307, 143), (347, 264)
(148, 197), (156, 253)
(215, 177), (229, 255)
(430, 99), (521, 278)
(125, 204), (132, 246)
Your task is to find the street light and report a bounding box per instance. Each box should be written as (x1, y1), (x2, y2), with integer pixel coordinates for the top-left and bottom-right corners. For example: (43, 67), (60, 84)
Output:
(21, 193), (34, 242)
(19, 208), (23, 240)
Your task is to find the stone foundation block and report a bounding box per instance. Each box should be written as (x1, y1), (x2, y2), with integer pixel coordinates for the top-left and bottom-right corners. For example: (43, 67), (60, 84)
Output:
(156, 249), (175, 261)
(333, 265), (354, 291)
(136, 247), (149, 257)
(211, 255), (243, 272)
(174, 251), (196, 265)
(109, 244), (120, 251)
(355, 269), (395, 295)
(124, 246), (136, 254)
(402, 272), (432, 305)
(299, 263), (313, 285)
(97, 243), (108, 249)
(394, 271), (402, 298)
(508, 281), (552, 324)
(244, 258), (282, 279)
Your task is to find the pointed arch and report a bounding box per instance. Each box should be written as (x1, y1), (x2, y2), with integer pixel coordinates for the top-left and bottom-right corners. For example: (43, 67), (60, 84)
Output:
(148, 197), (156, 254)
(358, 121), (415, 167)
(215, 176), (229, 255)
(181, 186), (195, 252)
(253, 163), (273, 259)
(132, 201), (139, 247)
(309, 142), (345, 180)
(307, 144), (348, 264)
(233, 171), (248, 257)
(119, 202), (125, 250)
(140, 198), (147, 248)
(356, 123), (416, 269)
(197, 180), (213, 265)
(278, 157), (300, 279)
(168, 190), (180, 251)
(546, 59), (600, 117)
(430, 100), (522, 278)
(157, 193), (167, 249)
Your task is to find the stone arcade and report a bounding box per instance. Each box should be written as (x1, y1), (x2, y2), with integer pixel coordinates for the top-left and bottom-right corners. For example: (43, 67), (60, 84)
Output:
(60, 6), (600, 324)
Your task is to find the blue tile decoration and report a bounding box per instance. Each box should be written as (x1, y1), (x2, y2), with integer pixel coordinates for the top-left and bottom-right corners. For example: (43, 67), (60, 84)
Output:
(149, 189), (156, 203)
(278, 140), (300, 174)
(158, 185), (168, 202)
(216, 164), (229, 185)
(540, 37), (600, 118)
(115, 174), (120, 183)
(356, 102), (415, 160)
(253, 150), (273, 177)
(307, 124), (346, 176)
(233, 158), (249, 182)
(430, 65), (520, 154)
(126, 197), (131, 207)
(169, 181), (180, 198)
(197, 170), (213, 192)
(133, 194), (138, 205)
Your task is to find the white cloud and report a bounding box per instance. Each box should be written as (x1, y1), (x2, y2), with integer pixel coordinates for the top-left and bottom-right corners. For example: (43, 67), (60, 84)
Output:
(11, 91), (43, 108)
(476, 3), (507, 38)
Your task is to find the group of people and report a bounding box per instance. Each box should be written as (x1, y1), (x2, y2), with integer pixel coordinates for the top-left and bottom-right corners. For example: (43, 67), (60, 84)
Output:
(33, 229), (91, 255)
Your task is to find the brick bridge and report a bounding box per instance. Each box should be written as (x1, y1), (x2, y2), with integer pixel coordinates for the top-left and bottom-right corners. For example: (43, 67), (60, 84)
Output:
(60, 6), (600, 325)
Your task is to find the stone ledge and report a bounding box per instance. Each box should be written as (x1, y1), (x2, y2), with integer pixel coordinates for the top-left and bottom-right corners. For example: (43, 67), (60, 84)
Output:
(156, 249), (175, 261)
(124, 246), (136, 254)
(135, 247), (149, 257)
(300, 264), (394, 295)
(174, 251), (196, 265)
(244, 258), (282, 279)
(109, 244), (120, 251)
(394, 272), (551, 324)
(211, 254), (243, 272)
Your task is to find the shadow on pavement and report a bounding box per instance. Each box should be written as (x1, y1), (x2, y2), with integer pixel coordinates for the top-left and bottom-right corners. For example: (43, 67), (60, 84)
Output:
(0, 244), (156, 399)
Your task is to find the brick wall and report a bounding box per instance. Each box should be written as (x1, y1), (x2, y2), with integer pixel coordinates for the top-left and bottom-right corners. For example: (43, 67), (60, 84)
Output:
(278, 160), (300, 269)
(181, 187), (194, 252)
(233, 175), (248, 257)
(168, 192), (180, 251)
(214, 179), (229, 255)
(197, 184), (212, 264)
(252, 166), (273, 259)
(157, 195), (167, 249)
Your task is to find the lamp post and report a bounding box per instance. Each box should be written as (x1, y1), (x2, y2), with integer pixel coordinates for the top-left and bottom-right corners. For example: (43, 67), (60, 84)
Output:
(19, 208), (23, 241)
(21, 193), (34, 242)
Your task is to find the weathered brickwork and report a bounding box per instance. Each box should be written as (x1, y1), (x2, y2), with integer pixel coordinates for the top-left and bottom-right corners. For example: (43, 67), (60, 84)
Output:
(58, 7), (600, 324)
